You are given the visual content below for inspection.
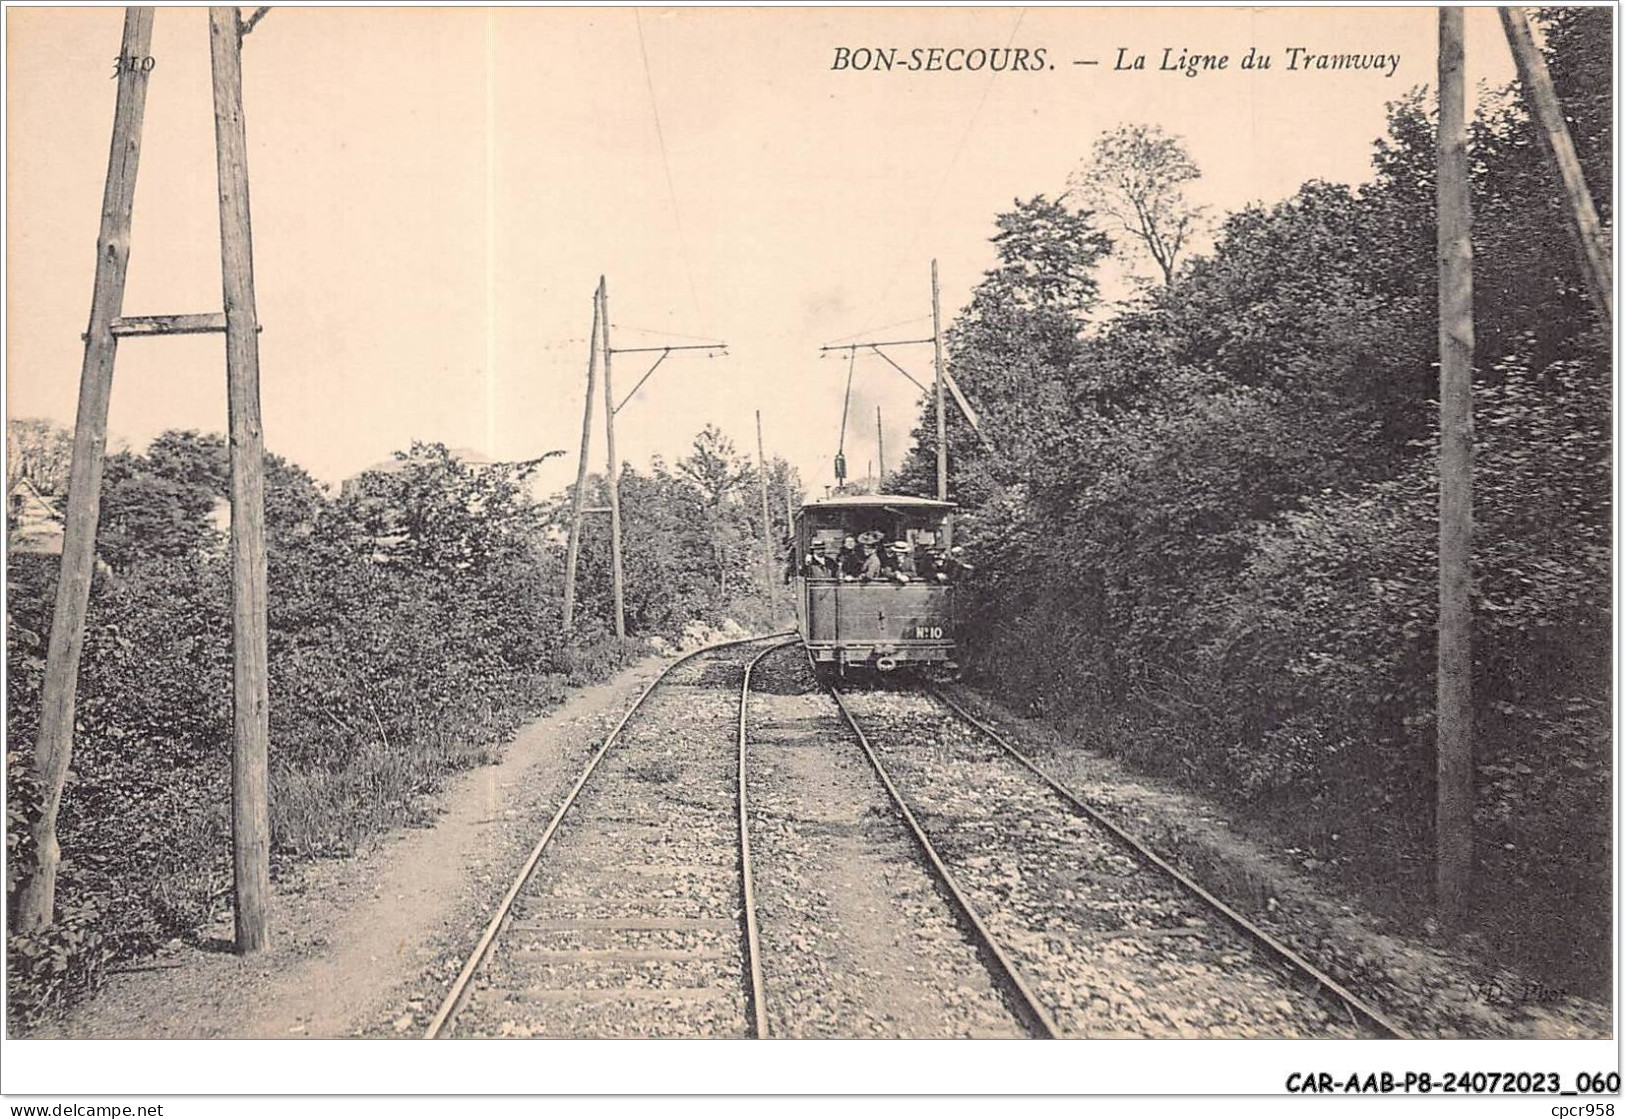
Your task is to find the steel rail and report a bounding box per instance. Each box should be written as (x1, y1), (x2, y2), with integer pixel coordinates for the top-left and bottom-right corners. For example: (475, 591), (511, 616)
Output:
(423, 630), (792, 1040)
(820, 669), (1061, 1039)
(738, 640), (799, 1038)
(928, 686), (1413, 1040)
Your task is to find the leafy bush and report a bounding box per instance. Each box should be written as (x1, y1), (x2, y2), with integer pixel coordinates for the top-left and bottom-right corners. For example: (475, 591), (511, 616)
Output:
(8, 426), (791, 1028)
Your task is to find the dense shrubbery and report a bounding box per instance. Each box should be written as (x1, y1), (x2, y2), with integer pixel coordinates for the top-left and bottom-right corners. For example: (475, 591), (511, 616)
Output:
(896, 10), (1611, 992)
(6, 425), (795, 1028)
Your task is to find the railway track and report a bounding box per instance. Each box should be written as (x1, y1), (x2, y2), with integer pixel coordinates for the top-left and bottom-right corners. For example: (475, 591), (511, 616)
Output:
(425, 633), (791, 1039)
(426, 632), (1405, 1040)
(823, 675), (1410, 1040)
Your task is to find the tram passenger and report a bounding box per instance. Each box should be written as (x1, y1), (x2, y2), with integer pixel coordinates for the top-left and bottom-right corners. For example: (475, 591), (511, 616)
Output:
(801, 540), (836, 578)
(838, 533), (866, 580)
(944, 545), (975, 581)
(856, 531), (885, 580)
(916, 547), (949, 583)
(885, 540), (913, 583)
(915, 544), (974, 583)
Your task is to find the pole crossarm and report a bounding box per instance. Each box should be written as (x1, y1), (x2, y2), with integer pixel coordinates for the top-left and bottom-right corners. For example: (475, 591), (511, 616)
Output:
(612, 343), (728, 414)
(829, 339), (993, 450)
(106, 312), (228, 338)
(608, 343), (728, 355)
(818, 337), (935, 353)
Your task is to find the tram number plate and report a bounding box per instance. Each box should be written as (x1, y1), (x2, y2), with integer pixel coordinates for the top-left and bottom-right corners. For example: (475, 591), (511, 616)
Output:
(911, 625), (946, 640)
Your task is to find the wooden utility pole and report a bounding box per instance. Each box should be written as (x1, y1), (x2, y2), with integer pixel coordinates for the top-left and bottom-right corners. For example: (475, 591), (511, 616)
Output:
(931, 259), (947, 502)
(211, 4), (272, 953)
(592, 285), (727, 634)
(876, 406), (885, 487)
(1499, 6), (1613, 321)
(18, 6), (155, 934)
(561, 281), (603, 633)
(1435, 5), (1475, 928)
(755, 410), (774, 597)
(599, 280), (627, 639)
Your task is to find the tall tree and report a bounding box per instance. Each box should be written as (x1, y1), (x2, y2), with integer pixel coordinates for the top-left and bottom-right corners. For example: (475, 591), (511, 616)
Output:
(676, 426), (756, 595)
(1069, 123), (1206, 286)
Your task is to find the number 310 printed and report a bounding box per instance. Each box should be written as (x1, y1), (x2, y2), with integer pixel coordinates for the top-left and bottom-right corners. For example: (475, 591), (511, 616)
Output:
(111, 54), (155, 78)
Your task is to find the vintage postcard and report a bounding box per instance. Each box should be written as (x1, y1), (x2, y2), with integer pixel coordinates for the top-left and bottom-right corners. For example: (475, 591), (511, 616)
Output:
(3, 3), (1615, 1110)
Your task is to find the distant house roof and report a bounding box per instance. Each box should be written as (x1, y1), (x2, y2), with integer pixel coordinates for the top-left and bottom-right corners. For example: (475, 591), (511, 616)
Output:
(8, 476), (64, 556)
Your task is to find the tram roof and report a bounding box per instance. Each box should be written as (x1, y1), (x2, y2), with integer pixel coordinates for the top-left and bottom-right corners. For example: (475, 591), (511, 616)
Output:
(799, 493), (956, 513)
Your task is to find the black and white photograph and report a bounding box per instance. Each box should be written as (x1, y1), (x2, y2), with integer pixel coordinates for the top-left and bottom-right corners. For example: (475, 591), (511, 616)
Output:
(2, 2), (1616, 1110)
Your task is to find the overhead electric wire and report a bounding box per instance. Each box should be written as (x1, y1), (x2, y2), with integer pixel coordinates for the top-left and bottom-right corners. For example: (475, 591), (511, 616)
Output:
(634, 9), (707, 332)
(821, 315), (933, 348)
(612, 322), (728, 346)
(853, 7), (1027, 335)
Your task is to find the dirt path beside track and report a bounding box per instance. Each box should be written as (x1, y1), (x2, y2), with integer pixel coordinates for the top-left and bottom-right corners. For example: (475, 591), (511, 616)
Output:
(33, 656), (670, 1040)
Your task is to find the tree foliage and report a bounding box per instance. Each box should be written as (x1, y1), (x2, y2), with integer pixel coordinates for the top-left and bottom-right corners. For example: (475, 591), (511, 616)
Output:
(1069, 123), (1208, 286)
(7, 418), (74, 497)
(6, 423), (787, 1027)
(899, 10), (1611, 994)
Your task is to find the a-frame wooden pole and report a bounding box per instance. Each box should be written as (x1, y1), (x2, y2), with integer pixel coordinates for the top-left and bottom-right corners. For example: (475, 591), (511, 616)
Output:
(1498, 6), (1613, 321)
(601, 280), (627, 639)
(18, 5), (156, 934)
(210, 4), (271, 953)
(561, 281), (603, 633)
(1435, 5), (1475, 928)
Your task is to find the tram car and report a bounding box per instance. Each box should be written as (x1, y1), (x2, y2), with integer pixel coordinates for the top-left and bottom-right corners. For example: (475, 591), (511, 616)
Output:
(791, 494), (960, 675)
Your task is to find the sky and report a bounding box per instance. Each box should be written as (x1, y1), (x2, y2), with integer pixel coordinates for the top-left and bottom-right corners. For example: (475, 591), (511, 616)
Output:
(6, 5), (1521, 500)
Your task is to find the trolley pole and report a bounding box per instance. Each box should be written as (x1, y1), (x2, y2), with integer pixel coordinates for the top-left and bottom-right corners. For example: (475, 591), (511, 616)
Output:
(561, 281), (602, 633)
(876, 405), (886, 487)
(18, 5), (155, 935)
(755, 410), (775, 599)
(931, 259), (947, 502)
(1435, 5), (1475, 928)
(600, 280), (626, 640)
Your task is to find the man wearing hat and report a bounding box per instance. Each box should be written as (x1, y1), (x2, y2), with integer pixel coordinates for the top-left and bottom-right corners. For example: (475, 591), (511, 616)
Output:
(884, 539), (914, 583)
(801, 539), (836, 579)
(917, 542), (973, 583)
